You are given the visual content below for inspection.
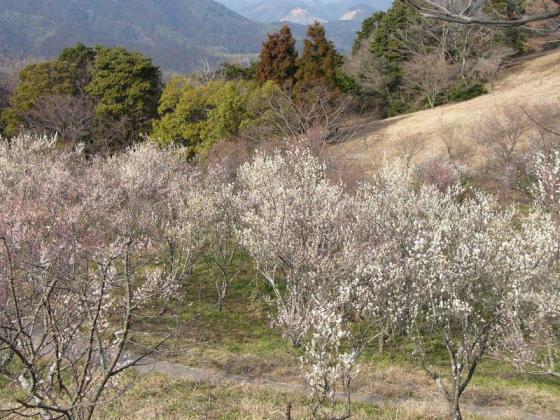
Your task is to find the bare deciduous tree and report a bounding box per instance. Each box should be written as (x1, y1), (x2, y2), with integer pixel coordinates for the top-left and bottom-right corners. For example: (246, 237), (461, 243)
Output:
(246, 85), (350, 145)
(402, 53), (457, 108)
(472, 104), (532, 196)
(22, 95), (96, 143)
(404, 0), (560, 27)
(192, 56), (221, 86)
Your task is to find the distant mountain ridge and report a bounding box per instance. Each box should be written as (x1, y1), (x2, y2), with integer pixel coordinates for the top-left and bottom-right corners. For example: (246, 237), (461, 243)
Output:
(218, 0), (389, 23)
(0, 0), (379, 71)
(0, 0), (269, 72)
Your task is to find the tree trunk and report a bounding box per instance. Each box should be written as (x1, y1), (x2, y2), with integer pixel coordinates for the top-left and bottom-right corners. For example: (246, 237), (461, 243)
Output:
(377, 331), (384, 354)
(450, 397), (462, 420)
(450, 382), (463, 420)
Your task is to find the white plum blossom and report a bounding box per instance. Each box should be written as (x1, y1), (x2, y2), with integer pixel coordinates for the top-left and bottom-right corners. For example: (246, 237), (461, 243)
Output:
(237, 146), (364, 416)
(355, 163), (557, 420)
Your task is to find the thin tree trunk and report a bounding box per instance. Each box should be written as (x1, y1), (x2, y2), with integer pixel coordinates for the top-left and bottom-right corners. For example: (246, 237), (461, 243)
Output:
(450, 397), (462, 420)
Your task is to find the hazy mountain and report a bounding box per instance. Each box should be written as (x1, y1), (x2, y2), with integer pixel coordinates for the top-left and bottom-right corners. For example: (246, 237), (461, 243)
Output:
(0, 0), (270, 72)
(217, 0), (390, 23)
(281, 8), (326, 25)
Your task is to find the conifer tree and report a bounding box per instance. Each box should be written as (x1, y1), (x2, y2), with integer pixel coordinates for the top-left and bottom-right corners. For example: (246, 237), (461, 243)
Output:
(256, 25), (298, 90)
(294, 22), (343, 94)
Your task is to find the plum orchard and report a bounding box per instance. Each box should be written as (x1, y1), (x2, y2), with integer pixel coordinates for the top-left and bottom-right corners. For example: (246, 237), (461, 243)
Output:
(0, 136), (558, 419)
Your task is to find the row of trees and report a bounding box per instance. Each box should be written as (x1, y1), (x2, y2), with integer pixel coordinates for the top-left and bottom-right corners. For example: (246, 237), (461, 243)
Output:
(1, 132), (559, 419)
(238, 145), (559, 420)
(0, 9), (538, 154)
(150, 23), (350, 155)
(256, 24), (344, 95)
(0, 137), (237, 418)
(0, 23), (348, 156)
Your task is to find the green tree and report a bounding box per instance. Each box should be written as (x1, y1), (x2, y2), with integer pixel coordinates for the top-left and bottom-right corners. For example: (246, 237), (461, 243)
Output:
(352, 12), (385, 55)
(1, 61), (74, 136)
(58, 43), (97, 95)
(368, 1), (415, 93)
(2, 44), (162, 150)
(221, 62), (257, 81)
(256, 25), (298, 90)
(87, 47), (162, 141)
(294, 22), (343, 94)
(152, 79), (284, 155)
(152, 79), (256, 155)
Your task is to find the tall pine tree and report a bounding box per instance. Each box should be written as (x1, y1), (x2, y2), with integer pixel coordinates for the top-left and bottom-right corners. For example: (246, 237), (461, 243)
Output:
(256, 25), (298, 90)
(294, 22), (343, 94)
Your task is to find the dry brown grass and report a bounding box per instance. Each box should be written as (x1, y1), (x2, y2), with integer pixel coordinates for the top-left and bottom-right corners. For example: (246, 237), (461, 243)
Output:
(334, 49), (560, 176)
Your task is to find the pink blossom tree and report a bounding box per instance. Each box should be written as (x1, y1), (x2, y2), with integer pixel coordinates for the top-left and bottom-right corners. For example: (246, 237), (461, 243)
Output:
(0, 137), (207, 419)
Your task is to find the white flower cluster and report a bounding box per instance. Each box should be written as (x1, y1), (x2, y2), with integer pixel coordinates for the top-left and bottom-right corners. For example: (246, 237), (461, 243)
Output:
(236, 147), (560, 416)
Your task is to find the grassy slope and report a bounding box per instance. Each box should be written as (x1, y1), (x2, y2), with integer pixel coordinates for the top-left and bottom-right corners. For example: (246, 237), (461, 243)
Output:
(334, 50), (560, 176)
(126, 253), (560, 419)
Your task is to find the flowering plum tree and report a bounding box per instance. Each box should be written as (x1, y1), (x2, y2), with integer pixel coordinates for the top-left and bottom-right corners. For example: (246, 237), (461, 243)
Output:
(357, 163), (557, 420)
(492, 151), (560, 379)
(0, 137), (206, 419)
(200, 164), (242, 311)
(237, 146), (364, 416)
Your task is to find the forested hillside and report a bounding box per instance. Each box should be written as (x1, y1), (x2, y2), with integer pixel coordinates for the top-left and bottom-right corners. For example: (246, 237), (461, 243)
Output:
(0, 0), (269, 71)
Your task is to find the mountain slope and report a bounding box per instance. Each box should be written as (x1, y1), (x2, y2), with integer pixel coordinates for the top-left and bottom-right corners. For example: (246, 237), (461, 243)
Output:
(335, 50), (560, 175)
(0, 0), (269, 71)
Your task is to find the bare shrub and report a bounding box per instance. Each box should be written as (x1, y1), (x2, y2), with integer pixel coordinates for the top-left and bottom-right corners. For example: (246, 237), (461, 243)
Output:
(438, 116), (473, 163)
(524, 100), (560, 156)
(22, 94), (96, 144)
(474, 46), (514, 90)
(246, 85), (350, 145)
(204, 137), (253, 179)
(402, 54), (457, 109)
(397, 135), (426, 168)
(472, 104), (531, 195)
(417, 156), (463, 191)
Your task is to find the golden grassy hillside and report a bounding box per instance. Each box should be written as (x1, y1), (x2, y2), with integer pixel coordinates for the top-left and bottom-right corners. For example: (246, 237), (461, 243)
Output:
(336, 49), (560, 176)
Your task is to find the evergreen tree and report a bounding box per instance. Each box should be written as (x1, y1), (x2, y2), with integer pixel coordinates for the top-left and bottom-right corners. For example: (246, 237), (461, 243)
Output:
(368, 1), (415, 92)
(352, 12), (385, 55)
(294, 22), (343, 93)
(152, 79), (282, 156)
(58, 43), (97, 96)
(256, 25), (298, 90)
(2, 44), (162, 151)
(87, 47), (162, 140)
(1, 61), (74, 136)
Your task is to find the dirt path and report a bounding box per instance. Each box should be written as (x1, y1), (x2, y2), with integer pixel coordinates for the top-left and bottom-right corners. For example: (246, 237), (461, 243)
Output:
(134, 356), (554, 419)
